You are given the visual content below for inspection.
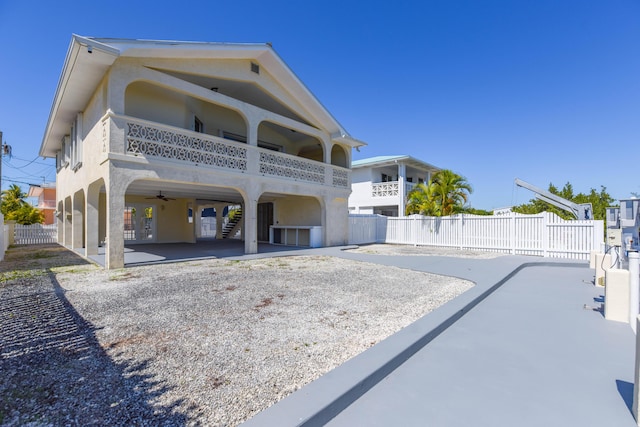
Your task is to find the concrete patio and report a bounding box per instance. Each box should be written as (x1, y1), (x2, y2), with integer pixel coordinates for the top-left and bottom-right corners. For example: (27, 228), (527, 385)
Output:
(80, 239), (317, 267)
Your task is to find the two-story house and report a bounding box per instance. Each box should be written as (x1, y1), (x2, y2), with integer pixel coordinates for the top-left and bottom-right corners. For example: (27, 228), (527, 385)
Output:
(39, 35), (365, 269)
(27, 183), (56, 225)
(349, 155), (440, 216)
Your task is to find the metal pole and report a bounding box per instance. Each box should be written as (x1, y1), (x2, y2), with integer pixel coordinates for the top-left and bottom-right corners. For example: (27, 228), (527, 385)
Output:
(629, 250), (640, 333)
(0, 130), (3, 195)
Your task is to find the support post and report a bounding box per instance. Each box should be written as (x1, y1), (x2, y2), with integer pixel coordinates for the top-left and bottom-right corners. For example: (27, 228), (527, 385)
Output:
(630, 251), (640, 333)
(243, 191), (259, 254)
(633, 315), (640, 423)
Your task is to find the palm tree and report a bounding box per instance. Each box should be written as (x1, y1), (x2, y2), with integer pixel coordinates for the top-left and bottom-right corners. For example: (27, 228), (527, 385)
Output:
(1, 184), (27, 214)
(1, 184), (44, 224)
(431, 169), (473, 216)
(405, 170), (472, 217)
(406, 181), (439, 216)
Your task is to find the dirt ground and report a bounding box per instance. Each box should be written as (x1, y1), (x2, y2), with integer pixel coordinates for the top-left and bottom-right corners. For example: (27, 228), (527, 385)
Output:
(0, 244), (472, 426)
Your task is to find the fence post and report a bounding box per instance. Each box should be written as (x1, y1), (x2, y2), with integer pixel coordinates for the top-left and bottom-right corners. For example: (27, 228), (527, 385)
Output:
(510, 212), (516, 255)
(542, 212), (549, 258)
(6, 221), (15, 246)
(459, 214), (464, 250)
(0, 213), (4, 262)
(630, 251), (639, 334)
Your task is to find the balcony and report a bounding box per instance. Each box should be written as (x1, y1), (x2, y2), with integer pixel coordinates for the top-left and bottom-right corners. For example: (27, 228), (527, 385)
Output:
(371, 181), (416, 198)
(102, 113), (350, 189)
(38, 200), (57, 209)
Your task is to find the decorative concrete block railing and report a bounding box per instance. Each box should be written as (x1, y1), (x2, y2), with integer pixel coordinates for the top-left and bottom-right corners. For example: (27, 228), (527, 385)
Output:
(105, 114), (349, 189)
(372, 181), (399, 197)
(371, 181), (417, 198)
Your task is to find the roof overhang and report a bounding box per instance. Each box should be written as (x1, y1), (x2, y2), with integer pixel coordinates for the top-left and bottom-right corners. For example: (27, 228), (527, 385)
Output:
(40, 35), (365, 158)
(352, 155), (441, 172)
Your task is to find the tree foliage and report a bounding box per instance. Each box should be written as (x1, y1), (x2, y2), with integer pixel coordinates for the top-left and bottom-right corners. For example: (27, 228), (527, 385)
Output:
(1, 184), (44, 225)
(405, 169), (473, 216)
(462, 207), (493, 216)
(512, 182), (615, 221)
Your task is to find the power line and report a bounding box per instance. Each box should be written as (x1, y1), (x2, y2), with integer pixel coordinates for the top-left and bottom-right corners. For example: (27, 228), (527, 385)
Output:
(1, 163), (55, 181)
(9, 155), (52, 167)
(2, 177), (40, 187)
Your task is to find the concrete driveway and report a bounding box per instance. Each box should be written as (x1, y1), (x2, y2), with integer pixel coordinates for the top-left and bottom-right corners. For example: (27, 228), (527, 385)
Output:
(242, 249), (637, 427)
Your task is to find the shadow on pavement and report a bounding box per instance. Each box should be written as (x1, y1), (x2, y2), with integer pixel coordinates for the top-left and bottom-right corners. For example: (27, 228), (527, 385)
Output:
(0, 266), (194, 425)
(617, 379), (634, 416)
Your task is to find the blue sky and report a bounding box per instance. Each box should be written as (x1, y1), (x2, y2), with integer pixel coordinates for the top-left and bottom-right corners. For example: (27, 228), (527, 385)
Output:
(1, 0), (638, 210)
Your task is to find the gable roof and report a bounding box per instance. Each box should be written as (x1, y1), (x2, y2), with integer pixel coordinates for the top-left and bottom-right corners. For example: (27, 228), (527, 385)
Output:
(40, 35), (365, 158)
(352, 155), (441, 172)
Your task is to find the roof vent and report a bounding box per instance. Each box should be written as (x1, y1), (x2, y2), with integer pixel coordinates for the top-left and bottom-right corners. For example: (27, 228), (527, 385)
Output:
(251, 62), (260, 74)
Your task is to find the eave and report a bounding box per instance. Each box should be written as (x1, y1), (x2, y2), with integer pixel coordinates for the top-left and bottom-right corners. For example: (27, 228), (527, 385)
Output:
(40, 35), (365, 158)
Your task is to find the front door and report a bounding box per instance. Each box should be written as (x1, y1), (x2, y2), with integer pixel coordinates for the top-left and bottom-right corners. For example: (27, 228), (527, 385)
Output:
(257, 202), (274, 242)
(124, 204), (156, 243)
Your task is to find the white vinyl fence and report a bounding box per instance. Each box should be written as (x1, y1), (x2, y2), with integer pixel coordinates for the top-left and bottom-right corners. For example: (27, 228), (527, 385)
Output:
(13, 223), (58, 245)
(349, 212), (604, 260)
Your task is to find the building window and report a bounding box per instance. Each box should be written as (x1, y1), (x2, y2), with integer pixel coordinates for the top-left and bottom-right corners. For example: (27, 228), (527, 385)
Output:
(194, 116), (204, 133)
(62, 136), (70, 168)
(70, 113), (83, 170)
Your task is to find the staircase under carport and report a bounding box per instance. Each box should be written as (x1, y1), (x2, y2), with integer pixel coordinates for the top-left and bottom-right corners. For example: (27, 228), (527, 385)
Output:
(222, 209), (242, 239)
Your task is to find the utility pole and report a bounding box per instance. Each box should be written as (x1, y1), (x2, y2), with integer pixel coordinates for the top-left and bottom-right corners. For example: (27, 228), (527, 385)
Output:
(0, 131), (3, 196)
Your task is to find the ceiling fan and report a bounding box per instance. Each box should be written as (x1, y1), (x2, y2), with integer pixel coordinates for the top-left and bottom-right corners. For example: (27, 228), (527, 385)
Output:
(146, 191), (176, 202)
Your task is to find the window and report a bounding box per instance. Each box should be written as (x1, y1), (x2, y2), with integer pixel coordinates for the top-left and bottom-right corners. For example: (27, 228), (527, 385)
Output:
(222, 131), (247, 143)
(251, 62), (260, 74)
(70, 113), (83, 170)
(257, 140), (283, 152)
(194, 116), (204, 133)
(55, 150), (62, 171)
(62, 136), (70, 168)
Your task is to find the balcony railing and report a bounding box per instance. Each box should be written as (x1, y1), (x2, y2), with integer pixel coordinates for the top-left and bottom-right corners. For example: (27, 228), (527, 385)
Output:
(105, 114), (349, 189)
(37, 200), (57, 209)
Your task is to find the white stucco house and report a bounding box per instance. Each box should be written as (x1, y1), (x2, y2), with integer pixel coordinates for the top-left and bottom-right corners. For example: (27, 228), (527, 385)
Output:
(40, 35), (365, 269)
(349, 155), (440, 217)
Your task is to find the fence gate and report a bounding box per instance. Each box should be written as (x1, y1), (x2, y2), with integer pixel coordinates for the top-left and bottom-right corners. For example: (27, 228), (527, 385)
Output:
(13, 224), (58, 245)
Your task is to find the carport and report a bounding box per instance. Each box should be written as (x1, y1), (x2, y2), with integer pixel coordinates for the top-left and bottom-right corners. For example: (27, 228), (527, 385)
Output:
(85, 238), (309, 267)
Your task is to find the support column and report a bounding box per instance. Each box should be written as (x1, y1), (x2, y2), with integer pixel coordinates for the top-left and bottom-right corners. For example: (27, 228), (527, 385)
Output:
(56, 201), (63, 244)
(105, 182), (126, 269)
(323, 195), (348, 246)
(72, 192), (84, 253)
(630, 251), (639, 333)
(633, 315), (640, 423)
(64, 197), (72, 248)
(214, 203), (226, 240)
(323, 138), (332, 165)
(194, 204), (202, 239)
(243, 191), (259, 254)
(86, 184), (100, 256)
(398, 162), (406, 217)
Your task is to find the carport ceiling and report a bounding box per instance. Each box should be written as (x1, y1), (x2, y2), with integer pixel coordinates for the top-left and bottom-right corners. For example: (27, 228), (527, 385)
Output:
(125, 181), (283, 204)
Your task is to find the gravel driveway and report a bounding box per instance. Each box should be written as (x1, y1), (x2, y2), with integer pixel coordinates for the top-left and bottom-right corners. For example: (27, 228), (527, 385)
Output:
(1, 244), (473, 426)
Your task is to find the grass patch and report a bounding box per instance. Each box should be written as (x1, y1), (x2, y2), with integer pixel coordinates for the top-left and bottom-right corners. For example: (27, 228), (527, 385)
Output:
(0, 269), (46, 284)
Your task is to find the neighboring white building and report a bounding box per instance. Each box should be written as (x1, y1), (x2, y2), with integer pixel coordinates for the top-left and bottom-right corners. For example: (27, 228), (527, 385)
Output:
(349, 155), (440, 217)
(39, 35), (365, 269)
(493, 207), (513, 216)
